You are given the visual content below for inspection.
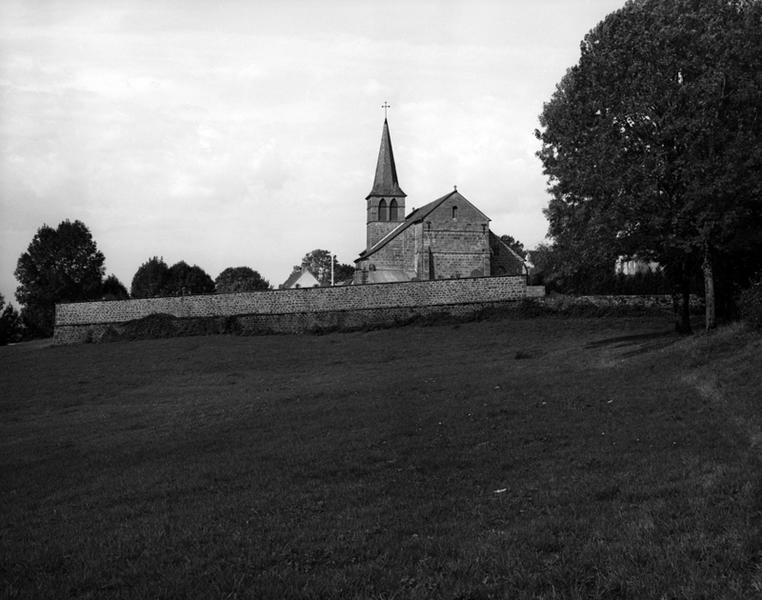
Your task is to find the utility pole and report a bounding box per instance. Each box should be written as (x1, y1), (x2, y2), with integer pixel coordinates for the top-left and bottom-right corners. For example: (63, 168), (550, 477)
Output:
(331, 254), (335, 286)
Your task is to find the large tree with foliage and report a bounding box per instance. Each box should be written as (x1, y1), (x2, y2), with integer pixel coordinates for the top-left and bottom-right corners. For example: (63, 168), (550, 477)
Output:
(15, 220), (106, 336)
(131, 257), (170, 299)
(301, 250), (355, 285)
(101, 274), (130, 301)
(215, 267), (270, 293)
(536, 0), (762, 332)
(131, 258), (215, 298)
(163, 262), (215, 296)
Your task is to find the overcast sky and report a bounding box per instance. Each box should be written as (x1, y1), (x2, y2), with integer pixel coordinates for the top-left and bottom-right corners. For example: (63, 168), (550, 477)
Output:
(0, 0), (626, 302)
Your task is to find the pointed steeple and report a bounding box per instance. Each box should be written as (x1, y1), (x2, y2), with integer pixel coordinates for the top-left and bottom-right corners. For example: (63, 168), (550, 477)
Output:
(367, 118), (406, 199)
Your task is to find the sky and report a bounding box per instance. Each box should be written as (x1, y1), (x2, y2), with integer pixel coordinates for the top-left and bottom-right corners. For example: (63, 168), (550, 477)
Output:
(0, 0), (627, 302)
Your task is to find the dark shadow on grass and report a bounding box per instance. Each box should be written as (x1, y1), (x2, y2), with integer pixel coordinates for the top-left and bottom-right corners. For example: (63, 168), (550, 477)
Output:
(585, 330), (676, 349)
(585, 330), (682, 358)
(619, 338), (681, 357)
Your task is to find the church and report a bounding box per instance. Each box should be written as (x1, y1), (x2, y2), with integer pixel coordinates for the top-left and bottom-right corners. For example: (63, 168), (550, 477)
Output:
(354, 117), (527, 284)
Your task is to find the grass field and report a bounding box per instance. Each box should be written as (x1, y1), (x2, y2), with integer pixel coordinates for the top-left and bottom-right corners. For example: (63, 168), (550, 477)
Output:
(2, 315), (761, 599)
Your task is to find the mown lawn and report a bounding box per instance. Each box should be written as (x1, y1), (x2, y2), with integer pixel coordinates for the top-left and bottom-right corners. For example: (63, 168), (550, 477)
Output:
(1, 316), (761, 599)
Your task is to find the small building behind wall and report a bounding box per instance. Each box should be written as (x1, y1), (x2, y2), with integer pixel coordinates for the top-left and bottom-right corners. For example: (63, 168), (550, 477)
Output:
(280, 266), (321, 289)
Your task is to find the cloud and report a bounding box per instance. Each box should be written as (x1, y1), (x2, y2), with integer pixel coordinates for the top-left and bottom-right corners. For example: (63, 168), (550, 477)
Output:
(0, 0), (626, 302)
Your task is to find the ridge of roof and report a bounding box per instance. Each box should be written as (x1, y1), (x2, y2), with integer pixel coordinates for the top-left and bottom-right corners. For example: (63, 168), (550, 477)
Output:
(356, 190), (460, 261)
(366, 118), (406, 199)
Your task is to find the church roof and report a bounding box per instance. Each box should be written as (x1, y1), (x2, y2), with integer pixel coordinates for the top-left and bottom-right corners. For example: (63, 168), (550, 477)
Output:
(356, 189), (486, 262)
(366, 118), (406, 199)
(488, 231), (527, 276)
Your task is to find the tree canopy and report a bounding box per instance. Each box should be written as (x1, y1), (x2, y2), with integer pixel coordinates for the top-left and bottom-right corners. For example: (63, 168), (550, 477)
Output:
(101, 274), (129, 301)
(131, 258), (214, 298)
(15, 220), (106, 336)
(301, 250), (355, 285)
(164, 262), (215, 296)
(131, 257), (170, 299)
(215, 267), (270, 293)
(536, 0), (762, 331)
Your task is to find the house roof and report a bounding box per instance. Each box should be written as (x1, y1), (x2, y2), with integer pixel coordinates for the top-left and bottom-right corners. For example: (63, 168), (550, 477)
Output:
(356, 189), (489, 262)
(366, 118), (406, 199)
(281, 267), (320, 289)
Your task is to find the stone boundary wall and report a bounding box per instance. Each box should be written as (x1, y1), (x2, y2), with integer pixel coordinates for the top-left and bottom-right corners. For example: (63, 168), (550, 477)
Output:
(54, 276), (529, 343)
(538, 294), (703, 310)
(54, 279), (698, 345)
(526, 285), (546, 298)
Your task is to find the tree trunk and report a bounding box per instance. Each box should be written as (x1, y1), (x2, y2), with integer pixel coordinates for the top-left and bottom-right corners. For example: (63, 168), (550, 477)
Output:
(680, 285), (692, 334)
(673, 264), (692, 334)
(703, 246), (716, 331)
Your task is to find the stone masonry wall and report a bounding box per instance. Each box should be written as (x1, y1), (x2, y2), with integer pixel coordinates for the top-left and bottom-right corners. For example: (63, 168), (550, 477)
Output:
(55, 276), (528, 343)
(422, 195), (490, 280)
(538, 294), (703, 310)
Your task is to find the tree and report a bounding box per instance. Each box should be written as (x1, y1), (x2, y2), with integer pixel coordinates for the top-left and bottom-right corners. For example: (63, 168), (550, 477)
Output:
(101, 274), (129, 301)
(334, 262), (356, 284)
(215, 267), (270, 293)
(131, 258), (215, 297)
(15, 220), (106, 336)
(131, 257), (170, 299)
(536, 0), (762, 332)
(164, 262), (215, 296)
(301, 250), (355, 285)
(0, 294), (23, 345)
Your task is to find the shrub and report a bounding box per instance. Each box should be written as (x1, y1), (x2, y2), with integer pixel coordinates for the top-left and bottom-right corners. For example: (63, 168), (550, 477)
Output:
(0, 296), (24, 345)
(738, 283), (762, 329)
(215, 267), (270, 293)
(101, 275), (129, 300)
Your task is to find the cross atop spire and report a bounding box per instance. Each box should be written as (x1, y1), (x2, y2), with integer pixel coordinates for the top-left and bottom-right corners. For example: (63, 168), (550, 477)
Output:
(381, 101), (391, 119)
(366, 116), (406, 199)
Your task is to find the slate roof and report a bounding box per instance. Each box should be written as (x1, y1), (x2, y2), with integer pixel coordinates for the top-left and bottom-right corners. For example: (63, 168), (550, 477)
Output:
(488, 232), (528, 276)
(367, 118), (406, 199)
(356, 190), (488, 262)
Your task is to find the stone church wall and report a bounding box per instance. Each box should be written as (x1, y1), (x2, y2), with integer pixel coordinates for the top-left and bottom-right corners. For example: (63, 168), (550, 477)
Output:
(421, 195), (490, 279)
(366, 225), (417, 276)
(54, 276), (529, 344)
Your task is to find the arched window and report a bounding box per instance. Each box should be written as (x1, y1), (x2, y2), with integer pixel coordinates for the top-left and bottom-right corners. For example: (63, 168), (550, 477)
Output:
(378, 199), (387, 221)
(389, 199), (398, 221)
(452, 206), (458, 219)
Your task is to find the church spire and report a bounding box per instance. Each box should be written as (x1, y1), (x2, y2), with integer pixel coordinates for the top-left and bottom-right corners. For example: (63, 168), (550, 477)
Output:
(367, 118), (406, 199)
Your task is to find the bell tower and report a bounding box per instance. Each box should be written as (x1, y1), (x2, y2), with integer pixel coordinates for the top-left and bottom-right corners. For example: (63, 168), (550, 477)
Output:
(366, 112), (406, 250)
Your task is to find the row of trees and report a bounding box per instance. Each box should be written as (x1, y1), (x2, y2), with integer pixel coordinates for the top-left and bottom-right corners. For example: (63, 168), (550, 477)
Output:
(7, 221), (359, 342)
(8, 220), (276, 340)
(130, 258), (271, 298)
(527, 243), (677, 296)
(535, 0), (762, 332)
